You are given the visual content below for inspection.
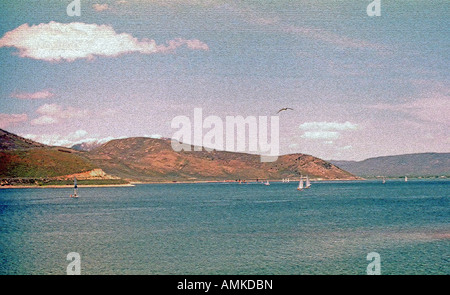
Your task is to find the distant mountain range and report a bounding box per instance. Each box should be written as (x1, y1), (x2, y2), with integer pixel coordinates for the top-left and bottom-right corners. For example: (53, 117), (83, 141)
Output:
(0, 129), (357, 184)
(330, 153), (450, 177)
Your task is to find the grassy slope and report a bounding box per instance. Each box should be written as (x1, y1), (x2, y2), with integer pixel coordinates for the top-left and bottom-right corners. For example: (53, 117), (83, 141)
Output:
(0, 129), (45, 150)
(0, 148), (95, 178)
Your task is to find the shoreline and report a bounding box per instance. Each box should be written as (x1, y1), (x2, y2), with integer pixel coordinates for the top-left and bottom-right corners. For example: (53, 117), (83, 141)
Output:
(4, 177), (444, 189)
(133, 178), (363, 184)
(0, 178), (361, 188)
(0, 184), (135, 189)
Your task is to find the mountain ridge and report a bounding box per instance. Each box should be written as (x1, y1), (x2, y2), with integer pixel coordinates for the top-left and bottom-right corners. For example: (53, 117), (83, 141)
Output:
(0, 129), (46, 150)
(330, 152), (450, 177)
(86, 136), (358, 181)
(0, 129), (358, 182)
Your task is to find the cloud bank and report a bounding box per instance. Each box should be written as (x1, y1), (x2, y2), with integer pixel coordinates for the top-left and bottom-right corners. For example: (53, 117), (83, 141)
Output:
(10, 90), (54, 99)
(22, 129), (119, 148)
(301, 131), (340, 140)
(369, 92), (449, 125)
(31, 104), (89, 125)
(0, 22), (209, 62)
(0, 113), (28, 129)
(299, 121), (359, 140)
(299, 121), (359, 131)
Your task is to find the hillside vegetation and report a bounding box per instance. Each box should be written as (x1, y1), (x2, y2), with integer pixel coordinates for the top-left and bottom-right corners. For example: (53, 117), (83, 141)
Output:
(0, 148), (94, 178)
(0, 128), (358, 183)
(87, 137), (358, 181)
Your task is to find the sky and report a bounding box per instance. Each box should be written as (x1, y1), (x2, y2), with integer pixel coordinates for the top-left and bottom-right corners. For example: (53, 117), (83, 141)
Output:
(0, 0), (448, 161)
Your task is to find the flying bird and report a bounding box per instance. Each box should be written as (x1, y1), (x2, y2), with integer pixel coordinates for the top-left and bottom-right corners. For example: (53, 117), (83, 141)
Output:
(276, 107), (294, 114)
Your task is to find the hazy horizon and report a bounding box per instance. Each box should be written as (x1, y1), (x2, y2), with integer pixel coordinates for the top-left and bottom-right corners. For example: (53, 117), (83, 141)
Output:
(1, 1), (448, 161)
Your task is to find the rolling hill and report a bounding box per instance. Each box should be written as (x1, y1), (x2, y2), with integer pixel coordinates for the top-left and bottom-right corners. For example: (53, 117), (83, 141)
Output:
(0, 129), (45, 150)
(330, 153), (450, 177)
(0, 129), (358, 183)
(86, 137), (358, 182)
(0, 148), (95, 178)
(0, 129), (101, 181)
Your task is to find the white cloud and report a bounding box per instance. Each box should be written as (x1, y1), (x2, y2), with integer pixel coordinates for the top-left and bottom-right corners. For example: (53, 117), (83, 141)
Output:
(30, 115), (58, 126)
(36, 104), (61, 116)
(10, 90), (54, 99)
(299, 121), (359, 131)
(0, 113), (28, 129)
(301, 131), (340, 140)
(369, 92), (449, 125)
(31, 104), (89, 126)
(0, 22), (209, 62)
(36, 104), (89, 119)
(225, 3), (386, 51)
(299, 121), (358, 142)
(21, 130), (120, 147)
(70, 129), (89, 140)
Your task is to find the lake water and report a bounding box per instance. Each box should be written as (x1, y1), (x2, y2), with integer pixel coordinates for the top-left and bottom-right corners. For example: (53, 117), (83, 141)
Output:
(0, 180), (448, 275)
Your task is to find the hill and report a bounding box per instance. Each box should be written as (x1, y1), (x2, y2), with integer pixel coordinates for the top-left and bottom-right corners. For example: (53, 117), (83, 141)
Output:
(0, 129), (108, 182)
(0, 129), (358, 183)
(0, 129), (45, 150)
(330, 153), (450, 177)
(86, 137), (358, 182)
(0, 148), (96, 178)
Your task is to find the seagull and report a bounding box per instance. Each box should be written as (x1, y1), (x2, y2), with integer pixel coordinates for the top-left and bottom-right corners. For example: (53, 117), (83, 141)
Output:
(276, 107), (294, 114)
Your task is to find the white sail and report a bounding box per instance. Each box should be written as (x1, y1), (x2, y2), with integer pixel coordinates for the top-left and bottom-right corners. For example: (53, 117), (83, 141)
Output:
(305, 175), (311, 188)
(405, 176), (408, 182)
(297, 178), (303, 190)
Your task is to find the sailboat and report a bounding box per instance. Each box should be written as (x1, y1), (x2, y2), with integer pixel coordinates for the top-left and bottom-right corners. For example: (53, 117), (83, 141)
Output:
(305, 175), (311, 189)
(382, 176), (386, 184)
(70, 177), (78, 198)
(297, 177), (304, 191)
(265, 180), (270, 186)
(404, 176), (408, 182)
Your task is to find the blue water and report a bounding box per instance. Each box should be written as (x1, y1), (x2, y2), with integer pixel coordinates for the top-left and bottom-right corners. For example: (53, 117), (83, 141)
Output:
(0, 180), (448, 275)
